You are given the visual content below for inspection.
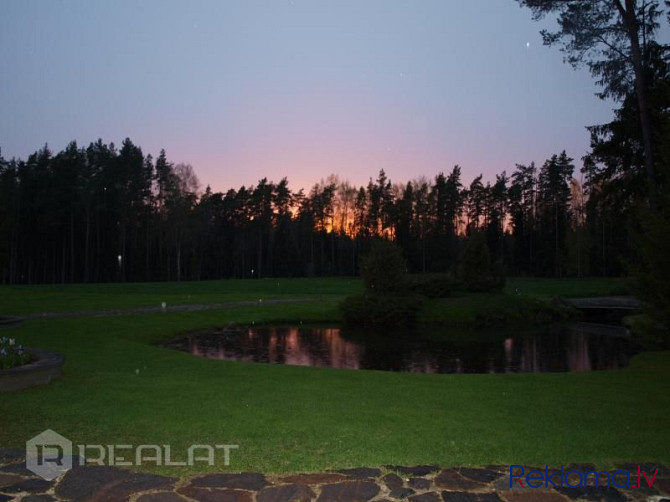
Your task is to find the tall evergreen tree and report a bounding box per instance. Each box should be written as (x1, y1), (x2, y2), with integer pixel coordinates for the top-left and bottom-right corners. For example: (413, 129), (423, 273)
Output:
(536, 152), (574, 277)
(517, 0), (664, 207)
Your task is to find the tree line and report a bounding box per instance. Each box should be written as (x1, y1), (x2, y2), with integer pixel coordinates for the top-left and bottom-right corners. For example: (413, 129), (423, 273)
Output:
(0, 139), (636, 284)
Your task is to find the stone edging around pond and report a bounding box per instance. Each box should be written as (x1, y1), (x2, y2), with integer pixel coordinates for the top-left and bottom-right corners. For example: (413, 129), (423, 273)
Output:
(0, 316), (23, 328)
(0, 349), (64, 392)
(0, 452), (669, 502)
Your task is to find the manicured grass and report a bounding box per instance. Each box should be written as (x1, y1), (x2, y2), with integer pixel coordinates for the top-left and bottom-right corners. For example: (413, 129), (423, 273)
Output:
(505, 277), (630, 298)
(415, 276), (633, 328)
(0, 278), (362, 315)
(418, 292), (554, 326)
(2, 313), (670, 473)
(0, 276), (628, 316)
(0, 278), (668, 475)
(418, 285), (588, 327)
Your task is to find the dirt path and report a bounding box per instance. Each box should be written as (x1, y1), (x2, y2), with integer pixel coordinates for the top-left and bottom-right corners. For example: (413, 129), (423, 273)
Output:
(22, 298), (319, 320)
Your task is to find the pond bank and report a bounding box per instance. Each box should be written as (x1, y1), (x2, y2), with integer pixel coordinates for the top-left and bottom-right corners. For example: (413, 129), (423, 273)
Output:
(417, 293), (578, 328)
(165, 322), (635, 374)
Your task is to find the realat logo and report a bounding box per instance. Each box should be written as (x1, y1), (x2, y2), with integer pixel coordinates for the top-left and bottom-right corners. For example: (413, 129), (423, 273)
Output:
(27, 429), (239, 481)
(509, 465), (659, 489)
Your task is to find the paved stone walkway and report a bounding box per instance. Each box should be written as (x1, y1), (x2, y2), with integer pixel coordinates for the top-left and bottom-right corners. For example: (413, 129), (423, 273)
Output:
(1, 450), (669, 501)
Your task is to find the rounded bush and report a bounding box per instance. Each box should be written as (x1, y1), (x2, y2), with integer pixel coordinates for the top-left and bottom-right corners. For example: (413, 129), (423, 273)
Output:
(360, 240), (407, 295)
(340, 293), (425, 327)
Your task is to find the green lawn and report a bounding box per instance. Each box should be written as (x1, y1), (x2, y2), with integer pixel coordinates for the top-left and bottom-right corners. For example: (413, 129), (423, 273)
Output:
(419, 276), (630, 326)
(0, 276), (628, 316)
(0, 277), (362, 315)
(505, 276), (630, 298)
(1, 277), (668, 475)
(419, 293), (551, 326)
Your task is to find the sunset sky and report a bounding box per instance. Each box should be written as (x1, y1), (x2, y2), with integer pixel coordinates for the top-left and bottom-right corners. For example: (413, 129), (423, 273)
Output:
(0, 0), (651, 192)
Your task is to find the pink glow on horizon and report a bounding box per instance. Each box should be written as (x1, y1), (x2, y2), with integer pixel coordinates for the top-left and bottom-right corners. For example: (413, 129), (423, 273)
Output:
(158, 87), (590, 193)
(170, 136), (576, 194)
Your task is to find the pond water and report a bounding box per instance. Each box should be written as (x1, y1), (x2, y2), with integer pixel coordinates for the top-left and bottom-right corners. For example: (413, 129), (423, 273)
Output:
(163, 322), (635, 374)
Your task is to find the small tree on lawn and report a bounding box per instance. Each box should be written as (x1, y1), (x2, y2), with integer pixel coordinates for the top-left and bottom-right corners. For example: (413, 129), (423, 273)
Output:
(462, 232), (494, 291)
(360, 239), (406, 295)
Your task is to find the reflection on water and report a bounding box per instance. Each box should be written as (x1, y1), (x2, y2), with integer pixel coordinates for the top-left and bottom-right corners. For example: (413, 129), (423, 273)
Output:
(164, 323), (634, 374)
(188, 327), (361, 369)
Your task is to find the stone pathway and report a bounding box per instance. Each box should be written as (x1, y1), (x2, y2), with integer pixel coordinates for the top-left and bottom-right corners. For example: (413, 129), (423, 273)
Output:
(22, 298), (319, 320)
(1, 450), (669, 501)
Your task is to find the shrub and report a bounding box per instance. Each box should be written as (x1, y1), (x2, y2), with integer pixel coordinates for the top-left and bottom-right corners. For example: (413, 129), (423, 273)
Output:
(624, 314), (669, 349)
(406, 274), (459, 298)
(360, 240), (407, 295)
(342, 240), (425, 326)
(340, 293), (425, 327)
(461, 232), (505, 292)
(630, 193), (670, 346)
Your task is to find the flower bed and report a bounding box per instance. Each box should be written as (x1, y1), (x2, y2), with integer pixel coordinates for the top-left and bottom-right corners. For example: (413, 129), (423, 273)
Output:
(0, 348), (64, 392)
(0, 336), (31, 369)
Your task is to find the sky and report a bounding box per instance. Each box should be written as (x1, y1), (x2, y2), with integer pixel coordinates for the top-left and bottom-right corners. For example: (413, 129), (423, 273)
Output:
(0, 0), (659, 192)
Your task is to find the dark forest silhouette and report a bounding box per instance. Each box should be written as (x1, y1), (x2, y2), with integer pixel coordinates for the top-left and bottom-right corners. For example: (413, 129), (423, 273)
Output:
(0, 139), (634, 284)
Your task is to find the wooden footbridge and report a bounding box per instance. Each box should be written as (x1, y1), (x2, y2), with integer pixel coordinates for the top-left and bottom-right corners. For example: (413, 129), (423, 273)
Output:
(562, 296), (641, 310)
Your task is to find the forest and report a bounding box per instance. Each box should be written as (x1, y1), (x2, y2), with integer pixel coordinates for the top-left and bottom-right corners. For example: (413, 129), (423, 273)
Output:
(0, 130), (652, 284)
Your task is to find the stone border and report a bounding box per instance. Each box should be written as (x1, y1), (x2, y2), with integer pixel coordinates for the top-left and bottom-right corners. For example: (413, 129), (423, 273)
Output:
(0, 457), (669, 501)
(0, 349), (64, 392)
(0, 316), (23, 328)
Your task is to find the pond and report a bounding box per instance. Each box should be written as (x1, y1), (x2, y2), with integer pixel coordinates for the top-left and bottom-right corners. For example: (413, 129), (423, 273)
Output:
(163, 322), (636, 374)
